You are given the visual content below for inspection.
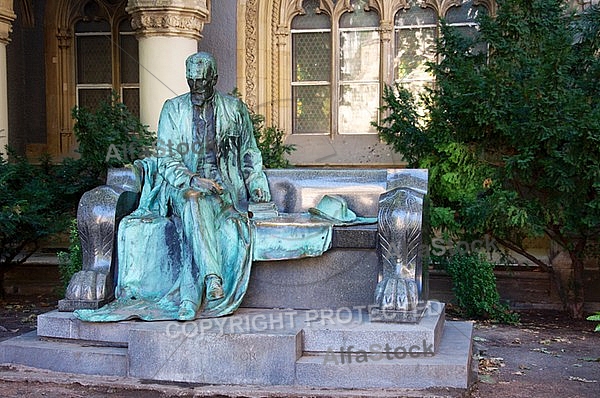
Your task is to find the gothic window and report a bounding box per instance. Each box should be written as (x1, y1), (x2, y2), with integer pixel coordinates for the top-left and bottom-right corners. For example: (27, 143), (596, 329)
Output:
(74, 1), (139, 115)
(291, 0), (380, 136)
(394, 0), (486, 97)
(291, 0), (332, 135)
(244, 0), (495, 164)
(289, 0), (487, 138)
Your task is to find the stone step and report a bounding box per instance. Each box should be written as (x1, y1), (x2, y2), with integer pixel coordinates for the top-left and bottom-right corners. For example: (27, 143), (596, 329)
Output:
(127, 321), (302, 385)
(11, 304), (471, 389)
(0, 331), (127, 377)
(302, 301), (445, 354)
(37, 310), (134, 345)
(38, 303), (445, 352)
(295, 321), (474, 389)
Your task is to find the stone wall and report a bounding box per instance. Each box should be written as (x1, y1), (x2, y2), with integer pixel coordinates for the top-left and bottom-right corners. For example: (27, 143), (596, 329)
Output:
(198, 0), (237, 94)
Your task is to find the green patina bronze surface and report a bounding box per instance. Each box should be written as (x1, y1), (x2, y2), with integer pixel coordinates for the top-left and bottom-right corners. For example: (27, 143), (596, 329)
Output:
(75, 52), (273, 322)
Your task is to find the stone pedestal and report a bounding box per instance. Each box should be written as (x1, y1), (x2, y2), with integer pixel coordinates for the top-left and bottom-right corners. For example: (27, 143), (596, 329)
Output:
(0, 302), (474, 390)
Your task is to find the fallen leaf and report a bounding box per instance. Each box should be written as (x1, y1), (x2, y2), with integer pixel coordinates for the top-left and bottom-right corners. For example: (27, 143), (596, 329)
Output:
(568, 376), (598, 383)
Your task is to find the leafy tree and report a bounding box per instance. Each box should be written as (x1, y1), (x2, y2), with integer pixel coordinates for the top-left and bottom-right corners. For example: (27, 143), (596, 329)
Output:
(376, 0), (600, 318)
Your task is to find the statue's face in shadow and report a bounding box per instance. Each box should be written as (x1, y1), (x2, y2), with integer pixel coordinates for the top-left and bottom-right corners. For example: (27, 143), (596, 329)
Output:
(186, 55), (218, 106)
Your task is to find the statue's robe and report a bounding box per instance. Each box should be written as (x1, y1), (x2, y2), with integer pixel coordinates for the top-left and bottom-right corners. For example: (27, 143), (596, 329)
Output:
(75, 92), (270, 321)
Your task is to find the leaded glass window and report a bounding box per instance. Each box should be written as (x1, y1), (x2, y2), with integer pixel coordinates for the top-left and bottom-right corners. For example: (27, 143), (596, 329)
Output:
(292, 0), (332, 135)
(339, 0), (380, 134)
(291, 0), (380, 136)
(75, 10), (139, 116)
(394, 0), (486, 98)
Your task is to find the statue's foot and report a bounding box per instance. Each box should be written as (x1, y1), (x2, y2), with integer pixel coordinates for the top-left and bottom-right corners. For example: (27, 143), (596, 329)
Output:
(178, 300), (197, 321)
(205, 274), (224, 301)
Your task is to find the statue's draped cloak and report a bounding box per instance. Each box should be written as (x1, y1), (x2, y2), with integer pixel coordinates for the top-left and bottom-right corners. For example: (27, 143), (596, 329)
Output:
(74, 92), (268, 322)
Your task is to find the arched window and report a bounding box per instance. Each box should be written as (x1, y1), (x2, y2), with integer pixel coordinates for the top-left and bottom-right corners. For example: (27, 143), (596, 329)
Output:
(75, 1), (139, 115)
(242, 0), (493, 165)
(291, 0), (380, 137)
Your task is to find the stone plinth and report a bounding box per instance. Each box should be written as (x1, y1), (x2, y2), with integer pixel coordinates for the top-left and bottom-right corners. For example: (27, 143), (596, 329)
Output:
(0, 302), (474, 390)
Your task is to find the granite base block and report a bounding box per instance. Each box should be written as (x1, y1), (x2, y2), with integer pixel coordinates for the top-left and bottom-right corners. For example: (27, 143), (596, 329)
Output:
(128, 323), (302, 385)
(243, 249), (379, 310)
(0, 331), (127, 376)
(0, 304), (473, 390)
(295, 321), (473, 389)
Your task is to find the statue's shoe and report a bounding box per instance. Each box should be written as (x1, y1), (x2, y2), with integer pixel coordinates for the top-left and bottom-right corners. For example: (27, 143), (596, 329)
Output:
(178, 300), (197, 321)
(206, 274), (225, 301)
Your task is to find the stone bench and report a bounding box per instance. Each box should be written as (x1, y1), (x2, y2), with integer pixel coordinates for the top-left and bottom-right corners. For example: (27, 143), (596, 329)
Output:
(59, 166), (427, 312)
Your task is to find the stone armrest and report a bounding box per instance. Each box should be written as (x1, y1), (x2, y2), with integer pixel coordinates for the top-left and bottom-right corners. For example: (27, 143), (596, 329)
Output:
(58, 167), (142, 310)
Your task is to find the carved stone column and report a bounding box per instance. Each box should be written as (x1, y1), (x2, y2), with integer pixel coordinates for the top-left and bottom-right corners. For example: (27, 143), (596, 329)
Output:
(0, 0), (15, 157)
(126, 0), (210, 131)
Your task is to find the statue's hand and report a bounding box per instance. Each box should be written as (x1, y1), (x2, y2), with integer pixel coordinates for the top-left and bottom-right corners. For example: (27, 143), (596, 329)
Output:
(191, 176), (223, 195)
(250, 187), (271, 203)
(65, 270), (111, 301)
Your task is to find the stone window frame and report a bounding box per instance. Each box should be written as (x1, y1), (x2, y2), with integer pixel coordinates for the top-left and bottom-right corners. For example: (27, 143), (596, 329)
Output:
(45, 0), (135, 157)
(74, 16), (140, 117)
(238, 0), (495, 165)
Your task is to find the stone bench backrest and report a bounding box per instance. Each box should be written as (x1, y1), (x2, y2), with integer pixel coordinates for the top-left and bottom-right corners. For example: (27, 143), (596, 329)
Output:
(105, 166), (428, 218)
(264, 169), (428, 217)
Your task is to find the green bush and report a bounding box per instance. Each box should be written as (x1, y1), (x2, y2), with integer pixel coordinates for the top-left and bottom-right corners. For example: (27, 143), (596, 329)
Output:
(251, 113), (295, 168)
(445, 253), (519, 324)
(72, 92), (155, 185)
(57, 219), (82, 296)
(0, 150), (72, 295)
(0, 97), (153, 295)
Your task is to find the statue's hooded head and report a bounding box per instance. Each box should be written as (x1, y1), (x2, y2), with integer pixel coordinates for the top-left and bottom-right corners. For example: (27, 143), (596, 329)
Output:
(186, 52), (218, 106)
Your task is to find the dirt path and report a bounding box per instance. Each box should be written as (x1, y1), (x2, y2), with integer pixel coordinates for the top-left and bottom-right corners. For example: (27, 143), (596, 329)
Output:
(470, 311), (600, 398)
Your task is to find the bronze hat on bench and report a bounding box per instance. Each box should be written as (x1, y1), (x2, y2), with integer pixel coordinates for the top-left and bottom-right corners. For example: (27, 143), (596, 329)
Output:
(309, 194), (377, 225)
